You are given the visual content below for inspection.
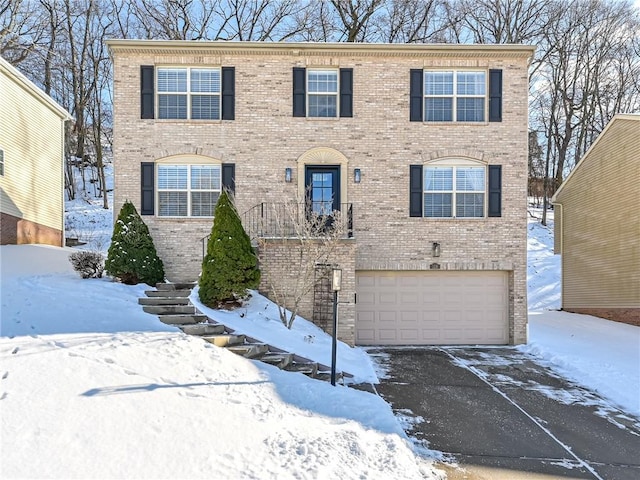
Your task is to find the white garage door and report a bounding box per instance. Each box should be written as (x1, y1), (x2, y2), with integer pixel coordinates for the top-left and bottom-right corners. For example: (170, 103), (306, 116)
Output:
(355, 271), (509, 345)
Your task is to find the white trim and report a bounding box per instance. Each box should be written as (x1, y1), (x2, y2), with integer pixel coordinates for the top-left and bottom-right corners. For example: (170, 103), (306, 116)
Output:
(306, 68), (339, 118)
(156, 163), (221, 218)
(423, 70), (487, 122)
(156, 66), (221, 120)
(552, 114), (640, 202)
(0, 57), (72, 121)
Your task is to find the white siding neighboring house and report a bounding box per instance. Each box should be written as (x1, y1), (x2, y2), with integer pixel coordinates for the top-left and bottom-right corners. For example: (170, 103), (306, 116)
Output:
(552, 114), (640, 325)
(0, 56), (72, 247)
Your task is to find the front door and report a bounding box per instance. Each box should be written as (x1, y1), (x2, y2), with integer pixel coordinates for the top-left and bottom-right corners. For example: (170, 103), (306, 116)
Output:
(305, 166), (341, 215)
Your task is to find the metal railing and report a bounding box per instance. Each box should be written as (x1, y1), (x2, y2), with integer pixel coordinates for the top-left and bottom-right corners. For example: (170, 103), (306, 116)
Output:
(201, 203), (354, 258)
(242, 202), (353, 241)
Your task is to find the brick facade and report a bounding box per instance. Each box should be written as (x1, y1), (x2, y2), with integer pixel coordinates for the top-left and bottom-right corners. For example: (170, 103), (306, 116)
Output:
(108, 41), (533, 345)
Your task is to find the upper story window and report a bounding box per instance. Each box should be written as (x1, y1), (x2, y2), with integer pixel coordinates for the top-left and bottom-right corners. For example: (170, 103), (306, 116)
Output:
(157, 164), (221, 217)
(157, 67), (221, 120)
(410, 69), (502, 123)
(424, 71), (486, 122)
(424, 165), (485, 217)
(0, 149), (4, 176)
(307, 70), (338, 118)
(293, 67), (353, 118)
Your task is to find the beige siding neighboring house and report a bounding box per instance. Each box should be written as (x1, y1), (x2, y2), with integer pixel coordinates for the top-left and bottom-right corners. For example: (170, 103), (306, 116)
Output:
(552, 114), (640, 325)
(107, 40), (534, 346)
(0, 57), (72, 247)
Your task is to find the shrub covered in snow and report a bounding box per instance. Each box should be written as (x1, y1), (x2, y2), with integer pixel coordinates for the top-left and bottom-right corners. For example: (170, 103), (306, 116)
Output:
(105, 201), (164, 286)
(69, 251), (104, 279)
(199, 190), (260, 308)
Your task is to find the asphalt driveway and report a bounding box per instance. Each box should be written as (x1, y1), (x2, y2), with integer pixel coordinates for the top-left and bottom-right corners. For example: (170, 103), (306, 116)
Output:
(368, 347), (640, 480)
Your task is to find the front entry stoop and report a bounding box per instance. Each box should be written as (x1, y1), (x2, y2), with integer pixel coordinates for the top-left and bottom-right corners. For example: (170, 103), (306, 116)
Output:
(139, 283), (354, 385)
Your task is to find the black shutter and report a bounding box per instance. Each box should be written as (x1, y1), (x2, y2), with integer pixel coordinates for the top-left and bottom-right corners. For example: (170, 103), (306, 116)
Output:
(141, 162), (155, 215)
(488, 165), (502, 217)
(339, 68), (353, 118)
(222, 163), (235, 194)
(409, 165), (423, 217)
(140, 66), (155, 119)
(293, 67), (306, 117)
(410, 69), (423, 122)
(221, 67), (235, 120)
(489, 69), (502, 122)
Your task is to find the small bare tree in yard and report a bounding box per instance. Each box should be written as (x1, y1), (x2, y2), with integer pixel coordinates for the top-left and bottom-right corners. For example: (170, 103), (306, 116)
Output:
(258, 200), (350, 330)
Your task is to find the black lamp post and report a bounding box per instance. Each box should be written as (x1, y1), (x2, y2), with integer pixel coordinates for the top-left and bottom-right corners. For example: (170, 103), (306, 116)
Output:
(330, 267), (342, 386)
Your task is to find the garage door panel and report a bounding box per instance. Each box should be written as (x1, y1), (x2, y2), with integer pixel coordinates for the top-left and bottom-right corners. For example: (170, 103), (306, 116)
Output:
(378, 329), (398, 341)
(379, 311), (397, 323)
(356, 271), (509, 345)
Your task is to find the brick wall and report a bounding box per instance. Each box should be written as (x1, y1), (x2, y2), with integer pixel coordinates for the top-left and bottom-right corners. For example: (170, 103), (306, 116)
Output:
(109, 42), (532, 345)
(1, 212), (63, 246)
(257, 238), (356, 344)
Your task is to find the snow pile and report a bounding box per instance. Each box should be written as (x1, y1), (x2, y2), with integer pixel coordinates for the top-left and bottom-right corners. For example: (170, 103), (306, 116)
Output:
(0, 245), (442, 479)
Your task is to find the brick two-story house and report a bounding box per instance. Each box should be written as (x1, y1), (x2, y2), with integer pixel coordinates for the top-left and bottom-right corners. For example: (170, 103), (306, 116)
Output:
(107, 40), (534, 346)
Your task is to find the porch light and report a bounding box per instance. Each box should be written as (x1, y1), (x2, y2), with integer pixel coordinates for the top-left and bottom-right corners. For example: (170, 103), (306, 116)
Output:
(354, 168), (361, 183)
(432, 242), (441, 257)
(285, 167), (292, 183)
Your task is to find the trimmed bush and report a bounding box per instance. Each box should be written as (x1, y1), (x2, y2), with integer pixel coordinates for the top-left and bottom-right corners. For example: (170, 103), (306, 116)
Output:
(199, 191), (260, 308)
(69, 251), (104, 279)
(105, 200), (164, 286)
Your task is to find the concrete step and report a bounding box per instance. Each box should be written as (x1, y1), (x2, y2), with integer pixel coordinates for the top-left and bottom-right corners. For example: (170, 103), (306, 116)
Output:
(138, 297), (191, 306)
(156, 282), (197, 291)
(145, 289), (191, 298)
(227, 343), (269, 359)
(286, 362), (318, 377)
(202, 334), (246, 347)
(157, 314), (208, 325)
(143, 305), (196, 315)
(260, 353), (293, 369)
(179, 323), (225, 335)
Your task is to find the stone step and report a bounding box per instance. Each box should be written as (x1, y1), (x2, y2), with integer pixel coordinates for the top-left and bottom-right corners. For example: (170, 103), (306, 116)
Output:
(202, 334), (246, 348)
(285, 362), (318, 377)
(227, 343), (269, 359)
(143, 305), (196, 315)
(156, 282), (197, 291)
(260, 353), (293, 369)
(138, 297), (191, 306)
(179, 323), (225, 335)
(157, 314), (208, 325)
(145, 289), (191, 298)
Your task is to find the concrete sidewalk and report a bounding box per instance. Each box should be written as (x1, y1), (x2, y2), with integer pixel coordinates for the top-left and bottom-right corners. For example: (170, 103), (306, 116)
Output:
(369, 347), (640, 480)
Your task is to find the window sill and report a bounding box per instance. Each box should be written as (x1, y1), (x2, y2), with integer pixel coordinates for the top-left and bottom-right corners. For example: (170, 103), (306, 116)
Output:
(421, 121), (489, 126)
(304, 116), (341, 121)
(153, 119), (224, 124)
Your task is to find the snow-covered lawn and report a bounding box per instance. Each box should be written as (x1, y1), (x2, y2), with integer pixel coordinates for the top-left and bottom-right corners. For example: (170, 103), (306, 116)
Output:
(0, 245), (442, 479)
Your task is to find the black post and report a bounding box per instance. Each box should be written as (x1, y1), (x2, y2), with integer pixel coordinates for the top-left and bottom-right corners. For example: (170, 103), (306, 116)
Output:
(331, 289), (338, 386)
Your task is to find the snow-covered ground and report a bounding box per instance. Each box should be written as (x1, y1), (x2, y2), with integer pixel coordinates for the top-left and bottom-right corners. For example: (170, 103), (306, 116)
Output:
(525, 208), (640, 417)
(1, 172), (638, 478)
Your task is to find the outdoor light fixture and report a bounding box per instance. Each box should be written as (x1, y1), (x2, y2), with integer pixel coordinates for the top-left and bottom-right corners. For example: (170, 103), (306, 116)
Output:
(331, 267), (342, 386)
(285, 167), (292, 183)
(332, 268), (342, 292)
(432, 242), (441, 257)
(354, 168), (361, 183)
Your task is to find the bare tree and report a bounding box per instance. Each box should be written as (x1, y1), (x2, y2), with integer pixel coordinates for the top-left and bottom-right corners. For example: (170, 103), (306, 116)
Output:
(256, 200), (351, 330)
